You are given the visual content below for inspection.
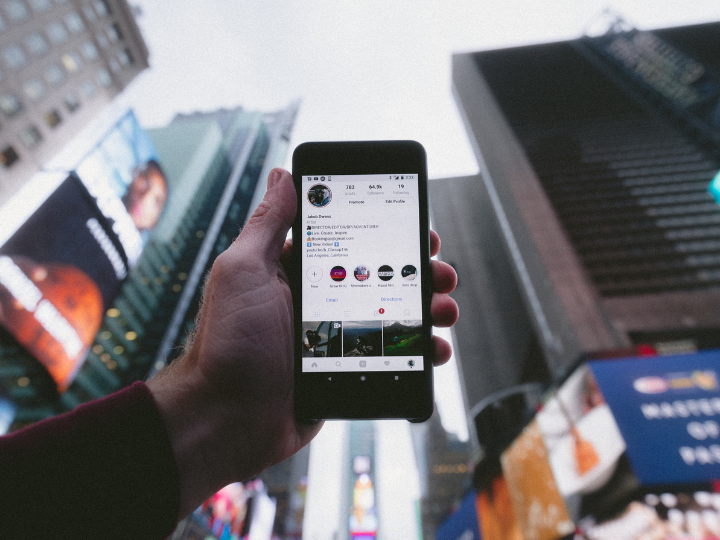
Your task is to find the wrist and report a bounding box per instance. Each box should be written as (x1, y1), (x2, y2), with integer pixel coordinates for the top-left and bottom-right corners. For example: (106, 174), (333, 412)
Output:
(147, 355), (236, 519)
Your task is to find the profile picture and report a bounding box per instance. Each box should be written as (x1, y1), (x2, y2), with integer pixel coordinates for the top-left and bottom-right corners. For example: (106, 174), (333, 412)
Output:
(330, 266), (346, 282)
(401, 264), (417, 280)
(377, 265), (394, 281)
(354, 265), (370, 281)
(307, 184), (332, 208)
(122, 159), (169, 231)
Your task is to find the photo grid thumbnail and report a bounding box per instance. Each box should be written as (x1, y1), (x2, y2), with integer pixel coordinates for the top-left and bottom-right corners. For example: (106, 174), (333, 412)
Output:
(301, 320), (423, 358)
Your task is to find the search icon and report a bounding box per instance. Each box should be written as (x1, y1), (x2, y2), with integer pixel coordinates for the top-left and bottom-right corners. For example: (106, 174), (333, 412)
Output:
(335, 361), (341, 367)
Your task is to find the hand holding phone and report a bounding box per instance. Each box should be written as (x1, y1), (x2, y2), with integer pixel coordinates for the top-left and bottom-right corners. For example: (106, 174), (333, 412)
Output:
(292, 141), (438, 421)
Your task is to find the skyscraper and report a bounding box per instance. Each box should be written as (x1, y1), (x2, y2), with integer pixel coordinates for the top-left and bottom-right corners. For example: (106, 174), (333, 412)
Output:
(0, 0), (148, 206)
(433, 20), (720, 433)
(0, 102), (298, 429)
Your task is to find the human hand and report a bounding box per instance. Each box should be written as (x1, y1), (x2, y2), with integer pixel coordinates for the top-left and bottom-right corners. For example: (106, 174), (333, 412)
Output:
(148, 167), (458, 518)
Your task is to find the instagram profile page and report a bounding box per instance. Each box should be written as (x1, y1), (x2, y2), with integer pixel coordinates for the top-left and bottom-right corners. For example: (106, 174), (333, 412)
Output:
(301, 174), (424, 373)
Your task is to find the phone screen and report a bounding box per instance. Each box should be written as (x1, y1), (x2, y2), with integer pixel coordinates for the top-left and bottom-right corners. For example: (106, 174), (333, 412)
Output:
(300, 173), (425, 373)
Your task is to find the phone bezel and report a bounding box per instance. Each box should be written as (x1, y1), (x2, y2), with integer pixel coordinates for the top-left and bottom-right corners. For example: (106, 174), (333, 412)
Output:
(291, 140), (434, 421)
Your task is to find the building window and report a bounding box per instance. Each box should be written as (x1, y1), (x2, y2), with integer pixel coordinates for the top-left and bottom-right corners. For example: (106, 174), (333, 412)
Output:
(2, 43), (27, 70)
(118, 48), (133, 67)
(28, 0), (50, 12)
(95, 67), (110, 86)
(61, 51), (82, 72)
(0, 93), (22, 117)
(19, 125), (42, 148)
(106, 23), (121, 42)
(43, 63), (64, 86)
(80, 79), (95, 98)
(22, 78), (44, 101)
(64, 11), (84, 34)
(64, 92), (79, 112)
(95, 30), (108, 49)
(81, 3), (95, 21)
(1, 145), (19, 167)
(46, 21), (69, 44)
(24, 32), (48, 56)
(80, 40), (98, 61)
(44, 109), (61, 128)
(4, 0), (29, 22)
(93, 0), (108, 16)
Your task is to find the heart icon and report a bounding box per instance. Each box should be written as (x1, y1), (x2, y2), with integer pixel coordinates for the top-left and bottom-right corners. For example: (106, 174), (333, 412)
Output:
(384, 361), (390, 366)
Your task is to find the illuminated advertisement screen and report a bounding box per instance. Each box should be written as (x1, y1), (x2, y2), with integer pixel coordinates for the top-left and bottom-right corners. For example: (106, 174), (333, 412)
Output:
(74, 110), (168, 267)
(0, 111), (167, 391)
(710, 171), (720, 206)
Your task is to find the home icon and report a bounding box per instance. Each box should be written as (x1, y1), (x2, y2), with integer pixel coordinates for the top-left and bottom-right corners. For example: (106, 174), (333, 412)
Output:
(311, 362), (318, 368)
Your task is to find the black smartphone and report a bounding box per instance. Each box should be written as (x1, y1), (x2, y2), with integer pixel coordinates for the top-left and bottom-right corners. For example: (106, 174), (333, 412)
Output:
(292, 141), (434, 421)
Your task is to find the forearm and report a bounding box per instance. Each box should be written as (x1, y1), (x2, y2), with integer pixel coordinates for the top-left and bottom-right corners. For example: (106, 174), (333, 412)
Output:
(0, 382), (179, 539)
(147, 355), (239, 519)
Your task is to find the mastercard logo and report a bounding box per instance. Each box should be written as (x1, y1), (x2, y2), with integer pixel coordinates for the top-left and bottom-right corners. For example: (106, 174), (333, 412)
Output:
(633, 376), (669, 394)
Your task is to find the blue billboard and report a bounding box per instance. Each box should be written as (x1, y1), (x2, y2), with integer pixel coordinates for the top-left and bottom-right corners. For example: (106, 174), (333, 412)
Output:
(436, 491), (481, 540)
(589, 350), (720, 485)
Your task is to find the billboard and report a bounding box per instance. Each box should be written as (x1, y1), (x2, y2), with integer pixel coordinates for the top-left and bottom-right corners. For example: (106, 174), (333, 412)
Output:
(496, 351), (720, 540)
(74, 110), (168, 267)
(436, 491), (482, 540)
(588, 351), (720, 485)
(0, 111), (167, 391)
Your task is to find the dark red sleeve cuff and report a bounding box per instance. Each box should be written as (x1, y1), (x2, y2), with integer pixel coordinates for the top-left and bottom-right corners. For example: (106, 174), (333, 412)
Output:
(0, 381), (180, 540)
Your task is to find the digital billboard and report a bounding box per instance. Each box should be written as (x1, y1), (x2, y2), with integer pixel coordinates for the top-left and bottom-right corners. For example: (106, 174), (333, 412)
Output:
(0, 111), (167, 391)
(497, 351), (720, 540)
(74, 110), (168, 267)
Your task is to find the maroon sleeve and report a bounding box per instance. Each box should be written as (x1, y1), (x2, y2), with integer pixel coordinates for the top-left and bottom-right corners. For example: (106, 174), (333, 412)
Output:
(0, 381), (180, 539)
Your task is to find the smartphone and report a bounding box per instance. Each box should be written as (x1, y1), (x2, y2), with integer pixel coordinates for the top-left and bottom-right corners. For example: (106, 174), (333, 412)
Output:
(292, 141), (434, 421)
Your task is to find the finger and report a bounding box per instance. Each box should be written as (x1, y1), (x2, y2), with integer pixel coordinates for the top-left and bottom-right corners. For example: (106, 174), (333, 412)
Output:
(232, 168), (297, 265)
(431, 260), (457, 294)
(296, 420), (324, 443)
(431, 293), (459, 327)
(432, 335), (453, 367)
(280, 238), (293, 269)
(430, 230), (440, 257)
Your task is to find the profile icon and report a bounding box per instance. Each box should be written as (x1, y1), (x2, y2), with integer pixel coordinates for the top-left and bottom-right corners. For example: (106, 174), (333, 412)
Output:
(401, 265), (417, 280)
(307, 184), (331, 208)
(354, 265), (370, 281)
(377, 265), (394, 281)
(330, 266), (346, 282)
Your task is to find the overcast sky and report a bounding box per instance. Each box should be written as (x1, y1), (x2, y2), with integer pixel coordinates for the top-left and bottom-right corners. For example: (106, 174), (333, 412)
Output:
(119, 0), (720, 180)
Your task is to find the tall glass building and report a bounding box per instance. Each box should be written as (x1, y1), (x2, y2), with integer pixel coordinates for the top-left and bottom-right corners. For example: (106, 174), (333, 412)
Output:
(0, 102), (298, 429)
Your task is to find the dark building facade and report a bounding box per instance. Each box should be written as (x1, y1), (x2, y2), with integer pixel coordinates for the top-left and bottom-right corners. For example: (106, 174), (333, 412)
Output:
(434, 20), (720, 444)
(411, 409), (471, 540)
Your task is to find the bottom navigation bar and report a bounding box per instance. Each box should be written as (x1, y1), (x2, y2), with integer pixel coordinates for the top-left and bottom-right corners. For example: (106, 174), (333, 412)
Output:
(302, 356), (424, 372)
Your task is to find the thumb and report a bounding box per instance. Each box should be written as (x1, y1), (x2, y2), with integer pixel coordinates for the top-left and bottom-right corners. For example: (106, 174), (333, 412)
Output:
(233, 168), (296, 264)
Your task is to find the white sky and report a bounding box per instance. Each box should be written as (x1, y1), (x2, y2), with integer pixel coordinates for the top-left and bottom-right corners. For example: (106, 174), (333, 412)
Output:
(115, 2), (719, 537)
(118, 0), (720, 179)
